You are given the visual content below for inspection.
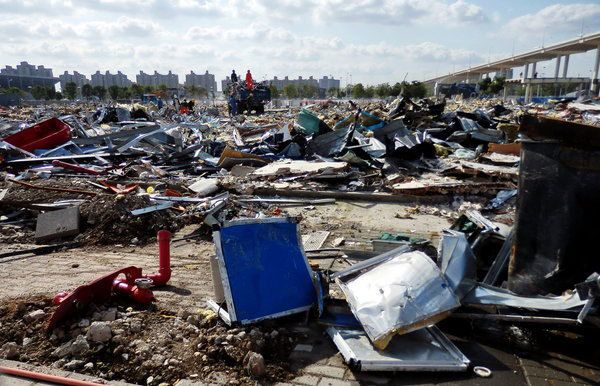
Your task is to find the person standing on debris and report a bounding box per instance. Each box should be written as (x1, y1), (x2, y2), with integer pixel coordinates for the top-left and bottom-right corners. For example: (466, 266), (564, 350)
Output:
(229, 93), (237, 117)
(231, 70), (238, 83)
(246, 70), (253, 91)
(157, 96), (163, 109)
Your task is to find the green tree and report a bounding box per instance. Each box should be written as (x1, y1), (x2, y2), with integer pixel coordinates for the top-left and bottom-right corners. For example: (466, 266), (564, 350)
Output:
(92, 86), (106, 100)
(327, 87), (338, 97)
(64, 82), (77, 100)
(130, 83), (144, 99)
(45, 86), (56, 100)
(375, 83), (392, 98)
(351, 83), (366, 99)
(488, 76), (506, 94)
(0, 87), (25, 96)
(118, 86), (131, 99)
(108, 85), (120, 100)
(478, 77), (492, 93)
(81, 84), (93, 100)
(391, 82), (402, 97)
(143, 85), (154, 93)
(158, 83), (167, 93)
(364, 85), (375, 99)
(283, 84), (298, 98)
(55, 92), (63, 100)
(269, 85), (280, 99)
(402, 81), (427, 99)
(31, 85), (47, 100)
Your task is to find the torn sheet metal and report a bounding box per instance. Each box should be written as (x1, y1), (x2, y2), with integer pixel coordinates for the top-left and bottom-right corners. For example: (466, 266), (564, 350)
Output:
(327, 326), (469, 372)
(336, 250), (460, 350)
(209, 217), (317, 325)
(439, 230), (477, 299)
(251, 160), (347, 177)
(482, 228), (514, 286)
(463, 283), (588, 310)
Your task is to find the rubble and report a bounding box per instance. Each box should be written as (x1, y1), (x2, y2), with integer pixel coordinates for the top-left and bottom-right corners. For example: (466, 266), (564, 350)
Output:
(1, 96), (599, 384)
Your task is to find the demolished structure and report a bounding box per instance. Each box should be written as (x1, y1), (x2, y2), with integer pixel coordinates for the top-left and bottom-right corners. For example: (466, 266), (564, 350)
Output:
(0, 94), (599, 385)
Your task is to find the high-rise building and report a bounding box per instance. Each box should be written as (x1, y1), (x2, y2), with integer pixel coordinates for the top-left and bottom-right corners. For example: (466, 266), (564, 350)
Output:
(136, 71), (179, 88)
(58, 71), (89, 94)
(318, 76), (340, 90)
(221, 76), (231, 93)
(185, 71), (217, 92)
(90, 71), (132, 88)
(0, 61), (59, 90)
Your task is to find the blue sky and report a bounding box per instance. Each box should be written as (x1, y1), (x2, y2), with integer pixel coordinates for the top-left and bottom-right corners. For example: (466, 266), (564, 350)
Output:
(1, 0), (599, 90)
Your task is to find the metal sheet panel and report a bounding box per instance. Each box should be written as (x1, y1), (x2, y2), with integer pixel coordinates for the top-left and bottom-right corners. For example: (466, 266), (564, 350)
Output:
(463, 283), (587, 310)
(337, 250), (460, 349)
(327, 326), (469, 372)
(214, 217), (317, 324)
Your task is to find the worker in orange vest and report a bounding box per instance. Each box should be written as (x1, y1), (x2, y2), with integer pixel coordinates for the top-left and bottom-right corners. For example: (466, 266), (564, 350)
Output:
(246, 70), (253, 91)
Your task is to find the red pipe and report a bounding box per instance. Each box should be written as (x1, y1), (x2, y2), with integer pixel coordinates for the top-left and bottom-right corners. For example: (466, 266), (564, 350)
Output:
(0, 365), (102, 385)
(51, 160), (103, 175)
(112, 279), (154, 304)
(145, 230), (171, 286)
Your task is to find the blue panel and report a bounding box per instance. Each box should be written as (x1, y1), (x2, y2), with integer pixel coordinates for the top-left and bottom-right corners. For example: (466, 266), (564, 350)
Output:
(219, 220), (317, 322)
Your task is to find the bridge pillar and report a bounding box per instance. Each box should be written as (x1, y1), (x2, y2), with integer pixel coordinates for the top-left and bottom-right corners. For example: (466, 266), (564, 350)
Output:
(524, 63), (529, 79)
(554, 55), (561, 78)
(592, 45), (600, 94)
(531, 62), (537, 78)
(562, 55), (569, 78)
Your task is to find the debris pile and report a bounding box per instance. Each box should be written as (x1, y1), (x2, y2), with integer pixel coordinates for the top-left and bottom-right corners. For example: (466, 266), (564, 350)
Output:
(0, 297), (298, 385)
(1, 96), (600, 384)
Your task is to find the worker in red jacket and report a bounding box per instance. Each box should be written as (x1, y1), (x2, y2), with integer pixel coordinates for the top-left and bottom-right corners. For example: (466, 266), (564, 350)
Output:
(246, 70), (253, 91)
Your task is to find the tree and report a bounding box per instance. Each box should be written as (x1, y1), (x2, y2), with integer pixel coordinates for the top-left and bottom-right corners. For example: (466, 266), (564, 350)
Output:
(478, 77), (492, 93)
(158, 83), (167, 93)
(82, 84), (93, 100)
(402, 81), (427, 99)
(93, 85), (106, 100)
(108, 85), (121, 100)
(375, 83), (392, 98)
(31, 85), (47, 100)
(55, 92), (63, 100)
(143, 85), (154, 93)
(64, 82), (77, 100)
(351, 83), (366, 99)
(364, 85), (375, 99)
(488, 76), (506, 94)
(130, 83), (144, 99)
(0, 87), (25, 96)
(283, 84), (298, 98)
(45, 86), (56, 100)
(269, 85), (280, 99)
(391, 82), (402, 97)
(327, 87), (339, 97)
(118, 86), (131, 99)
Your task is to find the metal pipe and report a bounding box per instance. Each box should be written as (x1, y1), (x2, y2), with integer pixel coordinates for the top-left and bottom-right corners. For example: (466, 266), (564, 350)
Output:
(0, 365), (102, 386)
(145, 230), (171, 286)
(51, 160), (103, 175)
(112, 280), (154, 304)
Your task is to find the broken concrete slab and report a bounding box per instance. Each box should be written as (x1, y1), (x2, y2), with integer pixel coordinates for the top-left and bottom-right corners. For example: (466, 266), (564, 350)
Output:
(35, 207), (80, 242)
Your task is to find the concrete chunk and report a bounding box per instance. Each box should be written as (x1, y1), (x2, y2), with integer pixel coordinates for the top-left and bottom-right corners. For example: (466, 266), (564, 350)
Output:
(35, 206), (80, 242)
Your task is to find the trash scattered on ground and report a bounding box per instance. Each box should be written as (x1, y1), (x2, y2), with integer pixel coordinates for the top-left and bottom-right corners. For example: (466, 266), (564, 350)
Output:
(1, 96), (600, 384)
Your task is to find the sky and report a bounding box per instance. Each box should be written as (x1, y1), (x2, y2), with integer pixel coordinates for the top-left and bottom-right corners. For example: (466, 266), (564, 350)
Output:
(1, 0), (600, 91)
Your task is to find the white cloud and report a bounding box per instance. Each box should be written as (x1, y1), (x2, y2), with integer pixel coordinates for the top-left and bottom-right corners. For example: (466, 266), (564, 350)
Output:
(312, 0), (487, 26)
(506, 3), (600, 35)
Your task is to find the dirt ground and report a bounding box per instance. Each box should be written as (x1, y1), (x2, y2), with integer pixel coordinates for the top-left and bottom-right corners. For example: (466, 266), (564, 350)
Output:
(3, 200), (599, 386)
